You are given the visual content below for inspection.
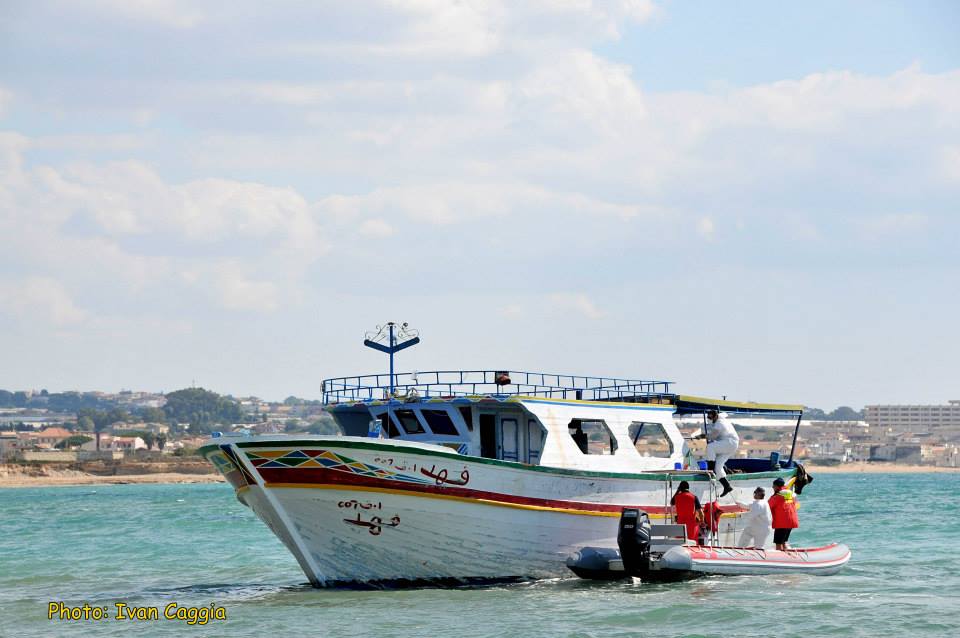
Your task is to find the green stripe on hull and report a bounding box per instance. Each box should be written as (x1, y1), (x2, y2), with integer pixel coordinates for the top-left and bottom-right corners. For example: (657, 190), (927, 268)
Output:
(200, 438), (796, 483)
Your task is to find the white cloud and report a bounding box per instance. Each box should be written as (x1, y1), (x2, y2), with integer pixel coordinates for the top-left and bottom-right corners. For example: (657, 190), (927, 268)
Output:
(0, 132), (29, 177)
(696, 216), (715, 239)
(941, 146), (960, 184)
(84, 0), (204, 29)
(359, 219), (395, 238)
(317, 181), (645, 226)
(176, 178), (315, 244)
(12, 157), (324, 253)
(781, 214), (821, 242)
(0, 87), (12, 118)
(210, 263), (280, 314)
(517, 49), (647, 138)
(6, 60), (955, 333)
(277, 0), (658, 60)
(652, 66), (960, 137)
(30, 133), (156, 153)
(0, 139), (326, 316)
(499, 304), (524, 319)
(0, 277), (87, 325)
(1, 3), (958, 405)
(549, 292), (605, 320)
(494, 294), (609, 322)
(378, 0), (504, 57)
(856, 213), (930, 240)
(160, 60), (960, 243)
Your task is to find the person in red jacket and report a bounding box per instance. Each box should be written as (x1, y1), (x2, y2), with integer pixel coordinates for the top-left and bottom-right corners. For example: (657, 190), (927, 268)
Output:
(670, 481), (703, 542)
(700, 500), (723, 545)
(768, 477), (799, 550)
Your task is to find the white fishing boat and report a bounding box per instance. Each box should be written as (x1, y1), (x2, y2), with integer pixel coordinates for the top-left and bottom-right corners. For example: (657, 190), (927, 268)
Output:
(200, 323), (812, 587)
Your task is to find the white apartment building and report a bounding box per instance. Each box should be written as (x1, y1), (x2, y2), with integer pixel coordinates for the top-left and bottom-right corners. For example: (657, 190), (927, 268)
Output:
(863, 400), (960, 430)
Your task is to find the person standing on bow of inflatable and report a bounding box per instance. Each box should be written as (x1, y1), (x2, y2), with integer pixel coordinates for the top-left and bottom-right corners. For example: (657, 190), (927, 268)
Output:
(670, 481), (703, 542)
(768, 477), (799, 551)
(694, 409), (739, 497)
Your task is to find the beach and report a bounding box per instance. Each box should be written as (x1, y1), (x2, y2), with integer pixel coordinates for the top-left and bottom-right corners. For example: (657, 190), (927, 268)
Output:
(0, 463), (223, 488)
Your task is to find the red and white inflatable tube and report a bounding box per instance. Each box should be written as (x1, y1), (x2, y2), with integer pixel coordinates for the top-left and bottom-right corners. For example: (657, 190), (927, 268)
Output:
(656, 543), (851, 576)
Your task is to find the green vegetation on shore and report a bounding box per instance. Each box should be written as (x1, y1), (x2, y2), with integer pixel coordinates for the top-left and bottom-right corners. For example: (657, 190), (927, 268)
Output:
(161, 388), (249, 432)
(801, 406), (864, 420)
(1, 387), (256, 435)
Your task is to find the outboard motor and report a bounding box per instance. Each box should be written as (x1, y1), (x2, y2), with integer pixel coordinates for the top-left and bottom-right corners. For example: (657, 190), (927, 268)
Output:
(617, 508), (652, 578)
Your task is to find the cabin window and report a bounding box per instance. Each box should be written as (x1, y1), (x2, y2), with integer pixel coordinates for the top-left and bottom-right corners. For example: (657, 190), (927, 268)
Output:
(500, 418), (519, 461)
(479, 413), (497, 458)
(421, 409), (459, 436)
(527, 418), (545, 464)
(568, 419), (617, 455)
(380, 413), (400, 438)
(393, 409), (425, 434)
(458, 406), (474, 431)
(628, 422), (674, 457)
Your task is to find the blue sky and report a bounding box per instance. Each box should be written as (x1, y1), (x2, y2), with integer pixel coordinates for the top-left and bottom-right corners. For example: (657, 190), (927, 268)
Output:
(0, 1), (957, 409)
(603, 1), (960, 90)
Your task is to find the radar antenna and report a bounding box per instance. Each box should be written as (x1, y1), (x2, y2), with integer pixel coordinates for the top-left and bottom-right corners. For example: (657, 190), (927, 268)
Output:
(363, 322), (420, 397)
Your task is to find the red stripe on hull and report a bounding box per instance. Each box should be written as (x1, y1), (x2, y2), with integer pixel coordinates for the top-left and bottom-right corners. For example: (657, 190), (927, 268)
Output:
(255, 466), (672, 514)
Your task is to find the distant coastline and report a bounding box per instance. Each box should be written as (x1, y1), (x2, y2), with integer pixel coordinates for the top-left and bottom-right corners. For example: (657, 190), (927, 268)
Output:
(2, 461), (957, 488)
(0, 464), (224, 488)
(803, 462), (960, 474)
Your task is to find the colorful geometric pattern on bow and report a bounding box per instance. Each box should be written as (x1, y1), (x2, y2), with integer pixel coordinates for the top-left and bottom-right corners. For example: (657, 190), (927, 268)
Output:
(208, 451), (236, 474)
(244, 448), (431, 485)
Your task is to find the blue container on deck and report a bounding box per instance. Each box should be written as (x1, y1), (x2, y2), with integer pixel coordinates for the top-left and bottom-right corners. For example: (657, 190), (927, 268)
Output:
(770, 451), (781, 469)
(697, 460), (708, 470)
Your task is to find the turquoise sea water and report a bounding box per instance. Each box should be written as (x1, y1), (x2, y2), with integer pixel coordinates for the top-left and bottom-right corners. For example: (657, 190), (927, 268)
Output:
(1, 473), (958, 638)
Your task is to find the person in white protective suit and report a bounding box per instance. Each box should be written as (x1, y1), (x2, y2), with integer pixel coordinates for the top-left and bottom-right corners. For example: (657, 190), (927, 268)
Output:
(737, 487), (773, 548)
(694, 409), (740, 497)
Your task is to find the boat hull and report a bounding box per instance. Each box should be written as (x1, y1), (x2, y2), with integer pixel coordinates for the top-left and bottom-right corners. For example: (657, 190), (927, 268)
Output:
(202, 436), (794, 586)
(243, 484), (622, 585)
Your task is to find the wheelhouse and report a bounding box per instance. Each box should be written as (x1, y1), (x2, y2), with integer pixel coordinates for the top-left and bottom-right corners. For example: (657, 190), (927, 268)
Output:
(322, 370), (804, 474)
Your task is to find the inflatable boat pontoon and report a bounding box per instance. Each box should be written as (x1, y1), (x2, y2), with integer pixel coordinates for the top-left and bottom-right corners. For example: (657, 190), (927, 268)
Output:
(568, 509), (851, 581)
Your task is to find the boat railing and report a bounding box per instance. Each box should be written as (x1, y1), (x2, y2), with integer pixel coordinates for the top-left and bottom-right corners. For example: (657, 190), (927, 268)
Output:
(322, 370), (673, 405)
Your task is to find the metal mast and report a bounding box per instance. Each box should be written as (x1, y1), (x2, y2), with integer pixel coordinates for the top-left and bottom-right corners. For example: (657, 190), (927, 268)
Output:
(363, 322), (420, 398)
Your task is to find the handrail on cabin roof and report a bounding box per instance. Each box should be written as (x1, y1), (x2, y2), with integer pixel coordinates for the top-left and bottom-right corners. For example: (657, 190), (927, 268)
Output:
(321, 369), (674, 405)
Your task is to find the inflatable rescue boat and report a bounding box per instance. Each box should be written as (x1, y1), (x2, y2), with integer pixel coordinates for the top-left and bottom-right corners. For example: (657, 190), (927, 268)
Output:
(568, 509), (851, 582)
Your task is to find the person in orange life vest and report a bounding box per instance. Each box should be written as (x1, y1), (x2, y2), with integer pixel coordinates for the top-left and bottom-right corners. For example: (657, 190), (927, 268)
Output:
(768, 477), (799, 551)
(670, 481), (703, 541)
(699, 500), (723, 545)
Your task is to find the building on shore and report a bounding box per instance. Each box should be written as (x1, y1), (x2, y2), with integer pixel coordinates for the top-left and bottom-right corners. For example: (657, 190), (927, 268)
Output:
(864, 400), (960, 430)
(869, 444), (923, 464)
(16, 427), (73, 449)
(111, 421), (170, 434)
(79, 435), (147, 453)
(0, 432), (22, 460)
